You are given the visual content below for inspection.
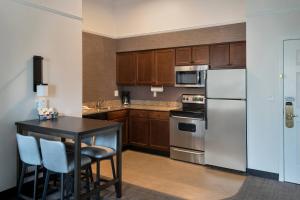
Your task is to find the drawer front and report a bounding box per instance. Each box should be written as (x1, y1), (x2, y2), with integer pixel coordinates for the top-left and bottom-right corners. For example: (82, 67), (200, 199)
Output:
(148, 111), (169, 120)
(129, 110), (148, 118)
(170, 147), (205, 165)
(107, 109), (128, 120)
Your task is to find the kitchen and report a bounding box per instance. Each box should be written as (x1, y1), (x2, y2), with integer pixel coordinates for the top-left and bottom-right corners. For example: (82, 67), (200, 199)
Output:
(83, 34), (246, 161)
(82, 19), (247, 198)
(1, 0), (300, 199)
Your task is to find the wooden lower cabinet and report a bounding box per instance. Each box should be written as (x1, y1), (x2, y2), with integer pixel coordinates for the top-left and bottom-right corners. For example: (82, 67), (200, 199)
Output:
(106, 109), (170, 153)
(129, 116), (149, 147)
(129, 110), (170, 153)
(111, 117), (129, 145)
(107, 110), (129, 146)
(149, 119), (170, 152)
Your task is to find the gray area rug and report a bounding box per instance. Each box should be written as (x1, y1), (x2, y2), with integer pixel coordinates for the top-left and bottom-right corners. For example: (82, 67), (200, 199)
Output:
(101, 182), (183, 200)
(45, 182), (183, 200)
(225, 176), (300, 200)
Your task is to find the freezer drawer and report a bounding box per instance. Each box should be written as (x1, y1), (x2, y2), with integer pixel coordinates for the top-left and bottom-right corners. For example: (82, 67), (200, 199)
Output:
(207, 69), (246, 99)
(205, 99), (246, 171)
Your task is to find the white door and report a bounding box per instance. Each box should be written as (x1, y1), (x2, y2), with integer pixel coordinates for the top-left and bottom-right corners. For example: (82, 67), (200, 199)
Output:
(284, 39), (300, 184)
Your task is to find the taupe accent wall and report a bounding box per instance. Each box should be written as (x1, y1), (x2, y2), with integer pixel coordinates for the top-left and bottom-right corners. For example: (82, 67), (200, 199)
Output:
(83, 23), (246, 102)
(120, 86), (205, 101)
(117, 23), (246, 52)
(83, 32), (118, 102)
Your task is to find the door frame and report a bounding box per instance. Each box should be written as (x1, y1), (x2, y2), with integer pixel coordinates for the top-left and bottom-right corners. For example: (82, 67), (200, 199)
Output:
(280, 38), (300, 182)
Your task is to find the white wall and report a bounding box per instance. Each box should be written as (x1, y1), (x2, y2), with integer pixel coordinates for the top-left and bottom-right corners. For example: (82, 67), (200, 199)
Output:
(0, 0), (82, 191)
(83, 0), (116, 38)
(246, 0), (300, 176)
(15, 0), (82, 17)
(83, 0), (245, 38)
(114, 0), (245, 38)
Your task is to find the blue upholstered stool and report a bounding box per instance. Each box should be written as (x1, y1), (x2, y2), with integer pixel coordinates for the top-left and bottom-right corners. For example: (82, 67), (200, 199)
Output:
(16, 133), (43, 200)
(40, 138), (92, 200)
(81, 128), (118, 196)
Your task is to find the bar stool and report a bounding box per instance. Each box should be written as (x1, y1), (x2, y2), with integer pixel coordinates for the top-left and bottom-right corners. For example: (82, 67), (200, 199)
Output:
(39, 138), (92, 200)
(16, 133), (43, 200)
(81, 128), (117, 194)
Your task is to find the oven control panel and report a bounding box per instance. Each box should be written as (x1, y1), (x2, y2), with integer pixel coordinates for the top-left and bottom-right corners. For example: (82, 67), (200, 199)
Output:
(182, 94), (205, 104)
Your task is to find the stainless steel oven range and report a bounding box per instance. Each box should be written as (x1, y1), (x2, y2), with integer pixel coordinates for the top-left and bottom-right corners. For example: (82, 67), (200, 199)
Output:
(170, 94), (206, 165)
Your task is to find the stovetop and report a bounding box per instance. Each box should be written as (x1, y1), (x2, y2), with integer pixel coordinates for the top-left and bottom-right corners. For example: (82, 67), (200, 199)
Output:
(170, 94), (206, 119)
(170, 108), (206, 119)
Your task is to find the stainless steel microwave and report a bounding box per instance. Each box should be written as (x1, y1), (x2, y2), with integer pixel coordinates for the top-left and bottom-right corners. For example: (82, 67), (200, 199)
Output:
(175, 65), (208, 88)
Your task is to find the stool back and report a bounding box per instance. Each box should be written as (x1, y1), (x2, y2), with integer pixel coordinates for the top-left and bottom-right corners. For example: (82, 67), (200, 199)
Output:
(40, 138), (68, 173)
(16, 134), (42, 166)
(95, 127), (118, 150)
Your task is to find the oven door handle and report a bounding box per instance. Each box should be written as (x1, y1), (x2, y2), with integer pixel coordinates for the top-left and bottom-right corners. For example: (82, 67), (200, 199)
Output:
(171, 115), (202, 121)
(172, 148), (204, 155)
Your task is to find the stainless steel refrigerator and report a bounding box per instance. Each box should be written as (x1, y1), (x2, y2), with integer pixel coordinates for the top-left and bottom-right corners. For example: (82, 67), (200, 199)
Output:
(205, 69), (246, 172)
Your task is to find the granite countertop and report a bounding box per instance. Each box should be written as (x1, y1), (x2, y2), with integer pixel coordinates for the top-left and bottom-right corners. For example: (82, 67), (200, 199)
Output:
(82, 104), (180, 116)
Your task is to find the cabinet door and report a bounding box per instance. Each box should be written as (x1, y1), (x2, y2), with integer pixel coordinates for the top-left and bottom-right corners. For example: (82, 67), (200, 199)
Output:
(230, 42), (246, 68)
(149, 119), (170, 152)
(112, 117), (129, 145)
(137, 51), (155, 85)
(210, 43), (230, 69)
(116, 52), (137, 85)
(129, 117), (149, 147)
(175, 47), (192, 66)
(192, 45), (210, 64)
(155, 49), (175, 86)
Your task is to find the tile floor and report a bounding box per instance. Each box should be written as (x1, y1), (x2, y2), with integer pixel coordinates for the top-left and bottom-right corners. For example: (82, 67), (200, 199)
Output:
(98, 150), (245, 200)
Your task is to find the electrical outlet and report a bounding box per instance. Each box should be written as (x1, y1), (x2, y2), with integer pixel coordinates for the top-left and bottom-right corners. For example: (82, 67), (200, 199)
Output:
(114, 90), (119, 97)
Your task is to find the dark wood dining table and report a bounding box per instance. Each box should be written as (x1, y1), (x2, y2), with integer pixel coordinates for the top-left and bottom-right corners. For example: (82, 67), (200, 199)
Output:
(15, 116), (122, 199)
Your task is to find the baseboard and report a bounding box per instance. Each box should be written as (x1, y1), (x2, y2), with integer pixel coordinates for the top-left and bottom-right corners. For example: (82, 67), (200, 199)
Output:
(0, 186), (16, 199)
(247, 168), (279, 180)
(206, 165), (246, 175)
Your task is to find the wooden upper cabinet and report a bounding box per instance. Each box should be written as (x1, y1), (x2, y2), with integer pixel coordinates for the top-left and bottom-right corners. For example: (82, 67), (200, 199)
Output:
(175, 46), (209, 66)
(116, 52), (137, 85)
(192, 46), (210, 64)
(155, 49), (175, 86)
(137, 51), (155, 85)
(230, 42), (246, 68)
(210, 43), (230, 69)
(175, 47), (192, 66)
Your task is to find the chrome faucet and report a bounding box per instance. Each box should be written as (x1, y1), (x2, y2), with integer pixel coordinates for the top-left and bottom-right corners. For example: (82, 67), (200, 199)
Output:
(96, 98), (104, 108)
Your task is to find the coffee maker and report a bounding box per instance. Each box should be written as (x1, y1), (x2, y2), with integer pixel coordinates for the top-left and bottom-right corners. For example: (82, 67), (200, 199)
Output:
(121, 91), (130, 105)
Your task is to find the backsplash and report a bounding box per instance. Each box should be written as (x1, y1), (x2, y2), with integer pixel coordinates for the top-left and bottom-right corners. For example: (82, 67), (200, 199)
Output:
(120, 86), (205, 102)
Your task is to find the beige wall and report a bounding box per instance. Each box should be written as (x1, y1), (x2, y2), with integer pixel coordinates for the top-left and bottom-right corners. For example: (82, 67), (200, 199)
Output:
(83, 32), (118, 102)
(117, 23), (246, 52)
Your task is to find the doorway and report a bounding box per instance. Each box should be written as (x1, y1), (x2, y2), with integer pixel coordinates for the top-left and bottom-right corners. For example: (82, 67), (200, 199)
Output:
(284, 39), (300, 184)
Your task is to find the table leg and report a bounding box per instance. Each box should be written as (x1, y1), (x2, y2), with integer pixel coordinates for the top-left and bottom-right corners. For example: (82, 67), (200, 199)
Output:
(116, 127), (122, 198)
(74, 136), (81, 200)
